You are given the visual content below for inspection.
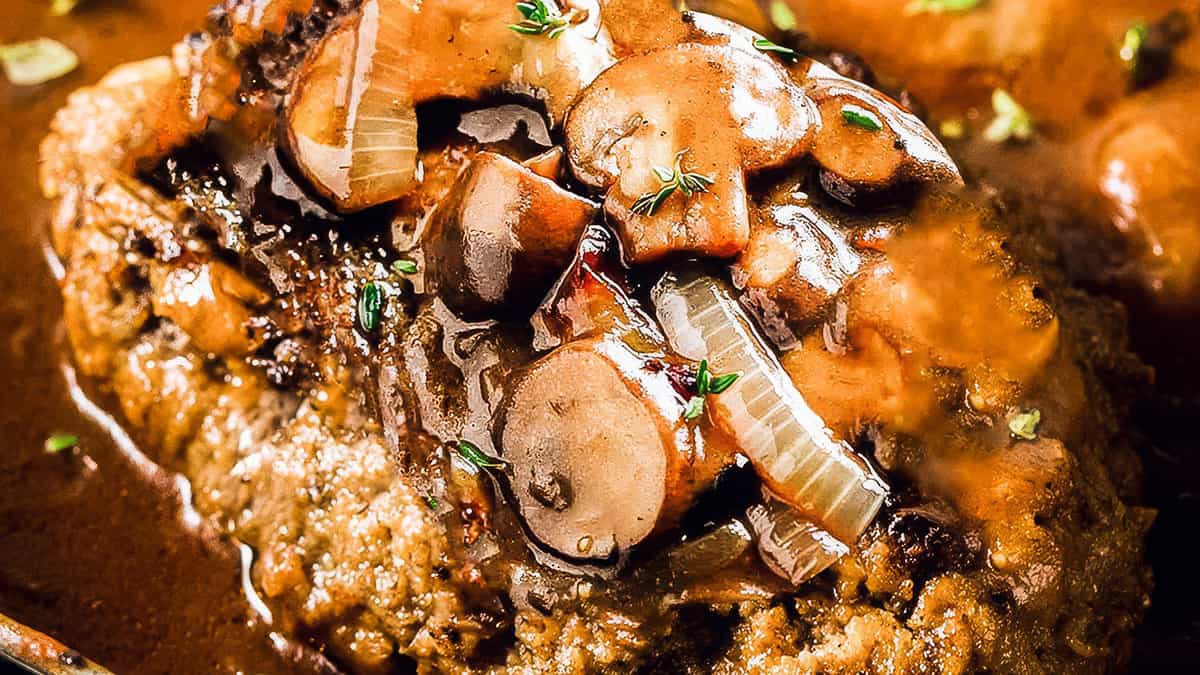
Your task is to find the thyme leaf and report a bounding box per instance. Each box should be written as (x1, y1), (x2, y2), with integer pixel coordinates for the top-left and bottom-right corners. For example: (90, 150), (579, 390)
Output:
(508, 0), (569, 38)
(753, 37), (798, 61)
(841, 104), (883, 132)
(630, 149), (715, 216)
(357, 281), (383, 332)
(459, 440), (508, 470)
(983, 88), (1034, 143)
(904, 0), (983, 16)
(392, 259), (418, 274)
(1008, 409), (1041, 440)
(44, 433), (79, 454)
(684, 360), (741, 420)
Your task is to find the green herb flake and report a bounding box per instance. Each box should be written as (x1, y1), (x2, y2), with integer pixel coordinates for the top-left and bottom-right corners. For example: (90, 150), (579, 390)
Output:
(938, 118), (966, 139)
(708, 372), (741, 394)
(841, 104), (883, 132)
(44, 433), (79, 454)
(508, 0), (569, 39)
(392, 259), (418, 275)
(50, 0), (82, 16)
(630, 149), (716, 216)
(904, 0), (983, 16)
(1119, 22), (1148, 69)
(357, 281), (383, 332)
(769, 0), (798, 31)
(425, 495), (440, 510)
(684, 360), (740, 421)
(0, 38), (78, 86)
(458, 440), (508, 470)
(1007, 409), (1041, 440)
(983, 88), (1034, 143)
(753, 37), (798, 61)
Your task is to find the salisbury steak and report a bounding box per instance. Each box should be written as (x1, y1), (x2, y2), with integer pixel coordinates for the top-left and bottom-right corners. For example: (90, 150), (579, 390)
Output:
(39, 0), (1152, 672)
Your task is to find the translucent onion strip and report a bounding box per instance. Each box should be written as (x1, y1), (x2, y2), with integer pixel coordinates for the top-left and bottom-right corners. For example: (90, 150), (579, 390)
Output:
(652, 267), (887, 543)
(286, 0), (418, 212)
(747, 495), (848, 585)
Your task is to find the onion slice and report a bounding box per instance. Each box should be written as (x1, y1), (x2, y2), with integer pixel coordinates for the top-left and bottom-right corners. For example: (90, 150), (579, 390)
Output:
(652, 267), (887, 543)
(285, 0), (418, 212)
(747, 494), (848, 585)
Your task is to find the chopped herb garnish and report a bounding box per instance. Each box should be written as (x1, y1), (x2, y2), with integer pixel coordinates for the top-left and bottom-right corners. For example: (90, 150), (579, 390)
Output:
(708, 372), (740, 394)
(904, 0), (983, 16)
(939, 118), (966, 139)
(769, 0), (798, 31)
(983, 88), (1034, 143)
(1118, 20), (1147, 74)
(50, 0), (82, 16)
(1120, 22), (1148, 68)
(392, 259), (418, 275)
(508, 0), (569, 38)
(630, 149), (715, 216)
(841, 104), (883, 132)
(0, 38), (78, 86)
(44, 433), (79, 454)
(684, 359), (741, 420)
(425, 495), (440, 510)
(753, 37), (798, 61)
(357, 281), (383, 332)
(1008, 409), (1041, 440)
(458, 440), (508, 470)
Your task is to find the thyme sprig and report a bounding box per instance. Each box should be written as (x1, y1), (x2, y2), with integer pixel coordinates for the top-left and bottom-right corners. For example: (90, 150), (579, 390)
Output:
(630, 149), (715, 216)
(684, 359), (741, 421)
(509, 0), (569, 38)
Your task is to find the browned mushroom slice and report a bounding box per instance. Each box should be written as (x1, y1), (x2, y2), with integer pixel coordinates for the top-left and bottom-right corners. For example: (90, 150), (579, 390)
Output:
(531, 223), (663, 350)
(499, 337), (717, 560)
(565, 42), (816, 262)
(285, 0), (614, 212)
(521, 146), (566, 180)
(150, 260), (270, 356)
(732, 199), (864, 348)
(801, 62), (960, 203)
(423, 152), (598, 318)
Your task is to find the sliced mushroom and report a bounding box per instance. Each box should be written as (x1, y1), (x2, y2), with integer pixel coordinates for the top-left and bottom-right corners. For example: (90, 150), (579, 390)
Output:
(498, 337), (720, 560)
(285, 0), (614, 212)
(150, 260), (271, 356)
(531, 223), (663, 350)
(423, 152), (598, 318)
(565, 41), (816, 262)
(732, 198), (864, 348)
(802, 61), (960, 204)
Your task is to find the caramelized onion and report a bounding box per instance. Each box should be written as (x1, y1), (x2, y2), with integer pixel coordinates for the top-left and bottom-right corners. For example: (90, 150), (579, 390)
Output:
(285, 0), (418, 212)
(747, 495), (848, 585)
(652, 267), (887, 543)
(667, 520), (753, 580)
